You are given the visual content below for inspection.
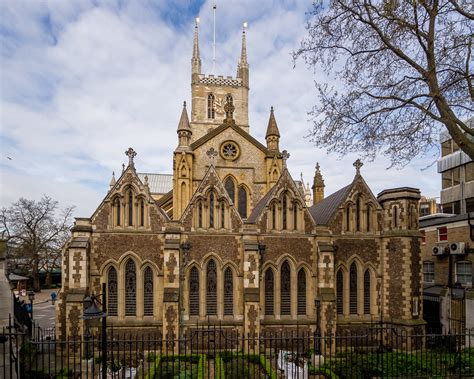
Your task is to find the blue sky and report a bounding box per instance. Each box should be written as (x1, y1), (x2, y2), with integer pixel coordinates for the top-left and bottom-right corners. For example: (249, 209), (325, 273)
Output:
(0, 0), (440, 216)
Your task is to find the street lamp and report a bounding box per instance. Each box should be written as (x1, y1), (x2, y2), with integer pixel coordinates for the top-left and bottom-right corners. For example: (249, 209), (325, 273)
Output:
(81, 283), (107, 379)
(28, 291), (35, 320)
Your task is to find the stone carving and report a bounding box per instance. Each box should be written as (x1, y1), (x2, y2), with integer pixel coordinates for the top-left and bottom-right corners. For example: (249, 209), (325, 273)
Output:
(72, 251), (82, 284)
(125, 147), (137, 166)
(323, 255), (331, 284)
(166, 253), (177, 283)
(248, 254), (257, 284)
(247, 304), (258, 339)
(165, 305), (177, 346)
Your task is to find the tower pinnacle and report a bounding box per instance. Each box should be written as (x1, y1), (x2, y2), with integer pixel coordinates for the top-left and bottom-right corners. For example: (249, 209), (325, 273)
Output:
(237, 22), (249, 88)
(265, 106), (280, 153)
(312, 163), (325, 205)
(192, 18), (201, 82)
(177, 101), (192, 149)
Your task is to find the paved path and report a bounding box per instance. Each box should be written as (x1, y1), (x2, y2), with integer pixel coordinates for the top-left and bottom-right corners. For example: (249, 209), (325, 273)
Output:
(17, 289), (57, 330)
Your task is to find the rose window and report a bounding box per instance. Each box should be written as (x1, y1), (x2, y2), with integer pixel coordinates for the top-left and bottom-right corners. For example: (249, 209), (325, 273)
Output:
(221, 141), (239, 160)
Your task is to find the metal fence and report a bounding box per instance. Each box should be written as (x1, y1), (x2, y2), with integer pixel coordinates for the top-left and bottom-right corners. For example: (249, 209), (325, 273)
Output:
(2, 321), (474, 378)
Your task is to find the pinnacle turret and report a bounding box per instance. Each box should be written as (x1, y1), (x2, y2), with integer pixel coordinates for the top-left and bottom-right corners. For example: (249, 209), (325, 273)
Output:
(237, 23), (249, 88)
(265, 106), (280, 152)
(177, 101), (192, 148)
(191, 19), (201, 81)
(312, 163), (325, 205)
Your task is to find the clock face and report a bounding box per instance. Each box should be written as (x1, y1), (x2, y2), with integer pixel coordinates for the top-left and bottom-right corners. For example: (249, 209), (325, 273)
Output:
(220, 141), (240, 161)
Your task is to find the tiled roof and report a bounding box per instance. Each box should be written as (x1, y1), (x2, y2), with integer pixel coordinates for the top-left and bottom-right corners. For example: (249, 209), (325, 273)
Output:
(309, 184), (352, 225)
(137, 173), (173, 194)
(247, 185), (278, 223)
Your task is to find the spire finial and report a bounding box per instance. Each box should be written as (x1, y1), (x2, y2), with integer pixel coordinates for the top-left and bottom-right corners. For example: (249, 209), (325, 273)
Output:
(316, 162), (320, 173)
(353, 159), (363, 175)
(193, 18), (200, 59)
(281, 150), (290, 168)
(125, 147), (137, 167)
(109, 171), (116, 188)
(240, 22), (248, 66)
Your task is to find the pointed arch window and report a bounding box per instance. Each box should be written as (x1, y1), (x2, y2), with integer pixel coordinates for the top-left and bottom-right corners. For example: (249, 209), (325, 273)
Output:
(108, 267), (118, 316)
(366, 204), (372, 232)
(281, 261), (291, 315)
(115, 198), (121, 226)
(144, 267), (154, 316)
(125, 259), (136, 316)
(189, 267), (200, 316)
(224, 177), (235, 203)
(140, 199), (145, 227)
(364, 269), (371, 315)
(393, 206), (398, 228)
(238, 186), (248, 218)
(198, 202), (203, 228)
(336, 269), (343, 315)
(293, 202), (298, 230)
(221, 202), (225, 229)
(207, 93), (215, 119)
(206, 259), (217, 315)
(349, 262), (358, 315)
(209, 193), (215, 228)
(264, 269), (274, 315)
(297, 269), (306, 315)
(282, 196), (288, 230)
(346, 205), (351, 231)
(128, 191), (133, 226)
(356, 196), (361, 231)
(223, 267), (233, 316)
(272, 203), (276, 229)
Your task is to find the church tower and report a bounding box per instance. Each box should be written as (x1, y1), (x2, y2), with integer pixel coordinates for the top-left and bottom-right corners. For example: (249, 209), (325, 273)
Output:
(190, 23), (250, 141)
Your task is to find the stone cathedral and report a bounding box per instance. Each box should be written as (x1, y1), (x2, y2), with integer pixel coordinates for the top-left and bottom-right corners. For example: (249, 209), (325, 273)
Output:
(57, 23), (424, 341)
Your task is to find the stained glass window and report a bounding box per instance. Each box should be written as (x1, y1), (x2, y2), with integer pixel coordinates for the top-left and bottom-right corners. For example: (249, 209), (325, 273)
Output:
(223, 268), (233, 316)
(189, 267), (199, 316)
(280, 261), (291, 315)
(264, 269), (274, 315)
(108, 267), (118, 316)
(144, 266), (154, 316)
(297, 269), (306, 315)
(336, 269), (343, 314)
(125, 259), (136, 316)
(349, 262), (358, 315)
(224, 178), (235, 203)
(364, 269), (371, 315)
(140, 199), (145, 227)
(206, 260), (217, 315)
(238, 186), (247, 218)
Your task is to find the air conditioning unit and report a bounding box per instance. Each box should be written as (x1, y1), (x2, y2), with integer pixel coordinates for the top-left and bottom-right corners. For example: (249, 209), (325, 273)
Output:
(450, 242), (466, 255)
(432, 245), (448, 256)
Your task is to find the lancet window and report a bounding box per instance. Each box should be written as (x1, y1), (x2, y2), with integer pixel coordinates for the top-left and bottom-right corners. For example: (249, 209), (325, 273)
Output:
(223, 268), (233, 316)
(189, 267), (200, 316)
(282, 196), (288, 230)
(206, 260), (217, 315)
(349, 262), (358, 315)
(108, 267), (118, 316)
(238, 186), (247, 218)
(128, 191), (133, 226)
(297, 269), (306, 315)
(143, 266), (154, 316)
(336, 269), (343, 315)
(356, 196), (361, 231)
(209, 193), (215, 228)
(280, 261), (291, 315)
(293, 202), (298, 230)
(221, 202), (225, 229)
(364, 269), (371, 315)
(207, 94), (215, 119)
(125, 259), (136, 316)
(264, 269), (274, 315)
(140, 199), (145, 227)
(115, 198), (121, 226)
(224, 177), (235, 203)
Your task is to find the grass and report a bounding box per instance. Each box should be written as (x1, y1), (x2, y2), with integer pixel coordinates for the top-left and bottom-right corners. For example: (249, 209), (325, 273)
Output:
(144, 354), (206, 379)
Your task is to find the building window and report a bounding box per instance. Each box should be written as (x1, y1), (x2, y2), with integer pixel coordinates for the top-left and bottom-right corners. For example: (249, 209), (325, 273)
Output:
(189, 267), (200, 316)
(366, 204), (371, 232)
(282, 196), (287, 230)
(264, 269), (274, 315)
(392, 206), (398, 228)
(297, 269), (306, 315)
(438, 226), (448, 242)
(364, 270), (371, 315)
(346, 205), (351, 231)
(293, 202), (298, 230)
(272, 203), (276, 230)
(209, 193), (215, 228)
(441, 140), (451, 157)
(115, 198), (121, 226)
(220, 202), (225, 229)
(421, 230), (426, 245)
(238, 186), (247, 219)
(336, 269), (343, 315)
(223, 267), (233, 316)
(206, 259), (217, 315)
(207, 93), (215, 119)
(453, 167), (461, 186)
(140, 199), (145, 227)
(465, 163), (474, 182)
(456, 261), (472, 287)
(125, 259), (136, 316)
(128, 192), (133, 226)
(466, 198), (474, 213)
(280, 261), (291, 315)
(349, 262), (358, 315)
(423, 261), (435, 283)
(356, 196), (361, 231)
(198, 202), (203, 228)
(143, 266), (154, 316)
(224, 177), (235, 203)
(108, 267), (118, 316)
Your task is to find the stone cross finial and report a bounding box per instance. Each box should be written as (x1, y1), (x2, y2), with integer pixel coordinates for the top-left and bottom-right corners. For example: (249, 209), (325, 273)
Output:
(315, 162), (320, 172)
(281, 150), (290, 168)
(353, 159), (363, 175)
(206, 147), (218, 165)
(122, 163), (125, 173)
(125, 147), (137, 167)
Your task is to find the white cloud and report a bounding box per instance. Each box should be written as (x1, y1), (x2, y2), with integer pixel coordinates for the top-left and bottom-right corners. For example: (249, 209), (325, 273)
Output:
(0, 0), (441, 217)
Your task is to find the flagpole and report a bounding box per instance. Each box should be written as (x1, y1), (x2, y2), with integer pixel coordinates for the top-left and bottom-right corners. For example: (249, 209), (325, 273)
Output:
(212, 4), (216, 73)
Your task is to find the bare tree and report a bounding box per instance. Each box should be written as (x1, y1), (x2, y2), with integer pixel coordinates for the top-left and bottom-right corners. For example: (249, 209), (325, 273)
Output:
(294, 0), (473, 166)
(1, 196), (74, 292)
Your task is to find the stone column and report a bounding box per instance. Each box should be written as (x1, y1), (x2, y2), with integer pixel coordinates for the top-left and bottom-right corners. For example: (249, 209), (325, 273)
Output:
(243, 237), (260, 353)
(162, 231), (180, 353)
